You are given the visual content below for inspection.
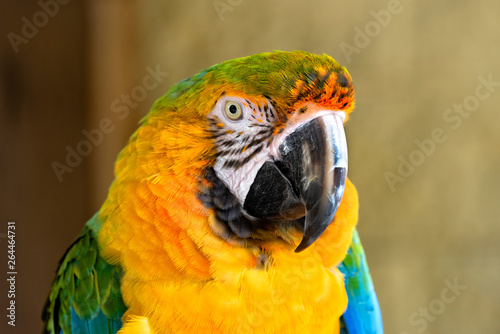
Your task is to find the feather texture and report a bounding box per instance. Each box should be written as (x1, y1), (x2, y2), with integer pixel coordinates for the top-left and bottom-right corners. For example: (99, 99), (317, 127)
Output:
(339, 229), (384, 333)
(42, 214), (126, 333)
(43, 51), (382, 333)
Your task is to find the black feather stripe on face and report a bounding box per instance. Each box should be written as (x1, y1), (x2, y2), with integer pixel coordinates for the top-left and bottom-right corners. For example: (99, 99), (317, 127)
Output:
(197, 167), (249, 239)
(208, 97), (276, 170)
(197, 167), (305, 246)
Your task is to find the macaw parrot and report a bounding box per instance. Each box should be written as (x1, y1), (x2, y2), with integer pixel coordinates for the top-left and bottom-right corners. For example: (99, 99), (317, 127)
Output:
(43, 50), (383, 334)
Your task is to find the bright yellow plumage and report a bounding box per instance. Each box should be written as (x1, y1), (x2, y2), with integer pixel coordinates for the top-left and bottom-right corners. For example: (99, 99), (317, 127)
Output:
(99, 161), (357, 333)
(97, 107), (358, 332)
(43, 51), (370, 334)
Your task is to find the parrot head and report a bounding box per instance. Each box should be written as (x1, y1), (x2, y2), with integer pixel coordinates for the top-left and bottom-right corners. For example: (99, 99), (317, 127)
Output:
(116, 50), (355, 254)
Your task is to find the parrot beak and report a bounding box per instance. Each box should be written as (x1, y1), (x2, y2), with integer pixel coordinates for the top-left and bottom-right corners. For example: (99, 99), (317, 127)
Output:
(243, 112), (348, 252)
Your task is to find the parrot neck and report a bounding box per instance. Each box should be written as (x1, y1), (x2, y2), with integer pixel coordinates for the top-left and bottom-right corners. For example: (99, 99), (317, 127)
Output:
(96, 175), (358, 334)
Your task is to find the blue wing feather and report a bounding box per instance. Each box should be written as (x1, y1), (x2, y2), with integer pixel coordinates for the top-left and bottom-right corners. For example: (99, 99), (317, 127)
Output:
(69, 308), (122, 334)
(338, 228), (383, 333)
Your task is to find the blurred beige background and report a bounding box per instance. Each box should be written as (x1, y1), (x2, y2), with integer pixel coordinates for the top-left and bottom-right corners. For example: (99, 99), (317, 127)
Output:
(1, 1), (499, 333)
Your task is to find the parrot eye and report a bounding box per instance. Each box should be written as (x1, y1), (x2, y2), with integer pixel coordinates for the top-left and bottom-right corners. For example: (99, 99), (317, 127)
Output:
(224, 101), (243, 121)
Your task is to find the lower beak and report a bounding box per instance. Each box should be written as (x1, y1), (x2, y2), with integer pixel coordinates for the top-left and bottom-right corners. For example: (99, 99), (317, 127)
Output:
(243, 113), (348, 252)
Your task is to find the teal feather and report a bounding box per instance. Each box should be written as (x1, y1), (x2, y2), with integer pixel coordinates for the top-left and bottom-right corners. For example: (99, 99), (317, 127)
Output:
(339, 228), (383, 333)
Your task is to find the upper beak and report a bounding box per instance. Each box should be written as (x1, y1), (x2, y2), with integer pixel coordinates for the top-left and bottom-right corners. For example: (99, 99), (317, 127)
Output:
(243, 112), (348, 252)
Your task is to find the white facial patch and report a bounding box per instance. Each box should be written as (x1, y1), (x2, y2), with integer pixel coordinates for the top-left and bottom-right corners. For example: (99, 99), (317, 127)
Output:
(209, 95), (277, 203)
(209, 96), (346, 205)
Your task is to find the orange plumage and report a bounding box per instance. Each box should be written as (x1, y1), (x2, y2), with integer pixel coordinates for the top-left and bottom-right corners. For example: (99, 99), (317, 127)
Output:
(97, 51), (357, 333)
(44, 51), (382, 334)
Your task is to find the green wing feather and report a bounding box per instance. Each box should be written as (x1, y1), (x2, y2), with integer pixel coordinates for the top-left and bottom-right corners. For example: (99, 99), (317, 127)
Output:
(42, 214), (127, 334)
